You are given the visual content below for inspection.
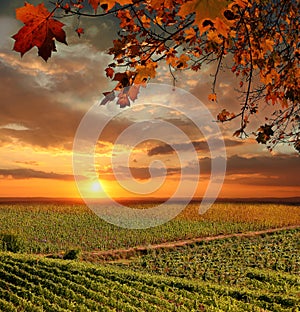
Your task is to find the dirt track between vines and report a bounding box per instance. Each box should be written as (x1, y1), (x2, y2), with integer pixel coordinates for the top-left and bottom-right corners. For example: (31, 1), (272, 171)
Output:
(81, 225), (300, 262)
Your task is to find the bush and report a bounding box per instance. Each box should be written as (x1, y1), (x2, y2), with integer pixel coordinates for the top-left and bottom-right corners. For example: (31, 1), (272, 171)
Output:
(0, 233), (25, 253)
(63, 249), (81, 260)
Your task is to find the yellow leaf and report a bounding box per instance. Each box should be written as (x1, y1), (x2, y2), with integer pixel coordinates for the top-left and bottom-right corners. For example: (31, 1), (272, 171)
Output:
(134, 61), (157, 84)
(154, 16), (163, 25)
(207, 30), (223, 44)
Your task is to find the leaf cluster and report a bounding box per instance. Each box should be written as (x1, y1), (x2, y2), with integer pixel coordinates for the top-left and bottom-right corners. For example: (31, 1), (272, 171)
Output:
(12, 0), (300, 152)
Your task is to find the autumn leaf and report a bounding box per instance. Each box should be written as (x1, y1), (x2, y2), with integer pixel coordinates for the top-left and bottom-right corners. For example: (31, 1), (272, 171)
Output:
(100, 91), (116, 105)
(176, 54), (190, 69)
(105, 67), (115, 79)
(117, 91), (131, 107)
(134, 61), (157, 84)
(12, 2), (67, 61)
(178, 0), (229, 34)
(256, 124), (274, 144)
(62, 3), (71, 14)
(208, 93), (217, 101)
(76, 28), (84, 37)
(185, 27), (197, 41)
(207, 30), (223, 44)
(228, 0), (248, 10)
(127, 85), (140, 101)
(151, 0), (174, 10)
(89, 0), (100, 12)
(217, 109), (232, 121)
(113, 71), (134, 90)
(213, 17), (229, 38)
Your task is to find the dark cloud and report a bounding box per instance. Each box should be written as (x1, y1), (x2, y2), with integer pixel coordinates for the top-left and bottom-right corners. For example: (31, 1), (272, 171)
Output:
(0, 80), (83, 149)
(226, 155), (300, 177)
(0, 49), (113, 149)
(147, 139), (244, 156)
(98, 166), (180, 181)
(15, 160), (39, 166)
(99, 155), (300, 187)
(148, 144), (174, 156)
(199, 155), (300, 187)
(0, 168), (76, 180)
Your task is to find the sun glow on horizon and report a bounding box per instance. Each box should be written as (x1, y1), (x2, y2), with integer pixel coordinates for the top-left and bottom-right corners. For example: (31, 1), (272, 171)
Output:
(91, 181), (102, 192)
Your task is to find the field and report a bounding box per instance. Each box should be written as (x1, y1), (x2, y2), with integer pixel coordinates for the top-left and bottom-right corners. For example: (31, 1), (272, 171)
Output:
(0, 202), (299, 311)
(0, 202), (299, 253)
(0, 229), (299, 311)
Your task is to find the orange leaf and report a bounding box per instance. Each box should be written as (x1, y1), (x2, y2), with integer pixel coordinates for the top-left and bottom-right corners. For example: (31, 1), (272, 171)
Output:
(12, 2), (67, 61)
(228, 0), (248, 10)
(185, 27), (197, 40)
(213, 17), (229, 38)
(76, 28), (84, 37)
(217, 109), (231, 122)
(208, 93), (217, 101)
(207, 30), (223, 44)
(176, 54), (190, 69)
(88, 0), (100, 12)
(134, 61), (157, 84)
(105, 67), (115, 79)
(178, 0), (228, 34)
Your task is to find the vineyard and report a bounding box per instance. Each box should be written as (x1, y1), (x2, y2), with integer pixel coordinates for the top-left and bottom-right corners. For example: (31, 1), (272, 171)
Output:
(0, 202), (299, 253)
(0, 228), (299, 311)
(0, 202), (299, 311)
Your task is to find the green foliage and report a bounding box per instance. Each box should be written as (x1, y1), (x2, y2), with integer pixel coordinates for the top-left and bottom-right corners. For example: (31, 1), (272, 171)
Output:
(0, 202), (299, 254)
(0, 233), (25, 253)
(125, 229), (300, 282)
(0, 229), (299, 311)
(63, 249), (81, 260)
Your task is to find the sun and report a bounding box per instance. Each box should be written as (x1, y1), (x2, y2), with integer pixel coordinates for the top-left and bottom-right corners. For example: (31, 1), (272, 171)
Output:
(91, 181), (103, 192)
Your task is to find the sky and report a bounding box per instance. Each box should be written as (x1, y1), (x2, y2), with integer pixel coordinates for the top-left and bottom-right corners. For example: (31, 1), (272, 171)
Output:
(0, 0), (299, 201)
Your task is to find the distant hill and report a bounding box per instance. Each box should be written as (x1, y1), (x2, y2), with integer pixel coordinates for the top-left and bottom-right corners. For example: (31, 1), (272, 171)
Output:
(0, 196), (299, 205)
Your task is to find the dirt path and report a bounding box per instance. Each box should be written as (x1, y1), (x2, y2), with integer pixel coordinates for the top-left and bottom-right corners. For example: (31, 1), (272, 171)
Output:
(82, 225), (300, 262)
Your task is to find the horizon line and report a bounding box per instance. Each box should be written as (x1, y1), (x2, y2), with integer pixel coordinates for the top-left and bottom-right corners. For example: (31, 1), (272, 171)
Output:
(0, 196), (299, 204)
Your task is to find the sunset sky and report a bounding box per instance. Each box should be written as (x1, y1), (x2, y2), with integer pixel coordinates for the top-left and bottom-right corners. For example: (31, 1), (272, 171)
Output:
(0, 0), (299, 200)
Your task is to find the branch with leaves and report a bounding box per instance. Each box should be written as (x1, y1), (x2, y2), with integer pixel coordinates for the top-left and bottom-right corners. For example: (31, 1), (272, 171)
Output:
(12, 0), (300, 153)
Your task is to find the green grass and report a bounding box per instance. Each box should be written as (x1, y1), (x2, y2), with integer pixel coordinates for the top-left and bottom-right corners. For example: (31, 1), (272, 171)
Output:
(0, 229), (299, 311)
(0, 202), (299, 253)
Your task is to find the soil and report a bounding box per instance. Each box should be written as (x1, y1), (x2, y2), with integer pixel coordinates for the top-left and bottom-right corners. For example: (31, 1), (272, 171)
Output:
(80, 225), (300, 262)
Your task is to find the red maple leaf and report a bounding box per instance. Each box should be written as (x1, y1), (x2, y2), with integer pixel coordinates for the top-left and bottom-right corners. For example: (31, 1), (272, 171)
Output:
(105, 67), (115, 79)
(76, 28), (84, 38)
(89, 0), (100, 12)
(12, 2), (67, 61)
